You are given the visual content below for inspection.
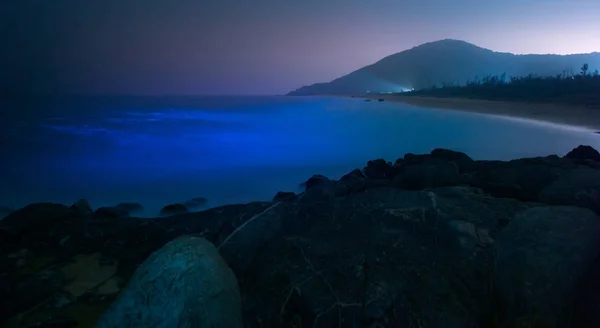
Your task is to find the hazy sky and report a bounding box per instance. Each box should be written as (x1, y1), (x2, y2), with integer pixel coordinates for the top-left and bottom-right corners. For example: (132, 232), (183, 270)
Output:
(2, 0), (599, 95)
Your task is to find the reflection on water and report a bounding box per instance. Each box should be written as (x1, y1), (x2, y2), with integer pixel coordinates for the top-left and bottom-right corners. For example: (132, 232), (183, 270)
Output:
(1, 96), (599, 215)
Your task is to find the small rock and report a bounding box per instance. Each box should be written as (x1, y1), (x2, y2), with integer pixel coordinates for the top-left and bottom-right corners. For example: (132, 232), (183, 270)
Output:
(430, 148), (474, 172)
(564, 145), (600, 162)
(159, 203), (188, 216)
(70, 199), (93, 214)
(272, 191), (296, 202)
(95, 236), (242, 328)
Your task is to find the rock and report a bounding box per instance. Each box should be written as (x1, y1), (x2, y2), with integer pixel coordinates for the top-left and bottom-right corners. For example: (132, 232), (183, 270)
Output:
(339, 168), (365, 182)
(377, 98), (384, 102)
(564, 145), (600, 162)
(218, 202), (287, 275)
(463, 156), (571, 201)
(95, 236), (242, 328)
(395, 160), (461, 190)
(301, 174), (331, 190)
(94, 203), (144, 218)
(242, 187), (503, 327)
(362, 159), (394, 179)
(0, 206), (13, 220)
(94, 206), (125, 218)
(183, 197), (208, 210)
(159, 203), (188, 216)
(538, 167), (600, 214)
(113, 202), (144, 216)
(70, 199), (93, 214)
(493, 206), (600, 327)
(272, 191), (296, 202)
(430, 148), (475, 173)
(1, 203), (77, 233)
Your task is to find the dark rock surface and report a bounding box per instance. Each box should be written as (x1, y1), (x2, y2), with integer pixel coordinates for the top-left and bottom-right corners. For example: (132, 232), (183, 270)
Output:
(2, 145), (600, 327)
(183, 197), (208, 210)
(273, 191), (297, 202)
(95, 236), (242, 328)
(494, 206), (600, 327)
(565, 144), (600, 162)
(159, 203), (188, 216)
(0, 206), (13, 220)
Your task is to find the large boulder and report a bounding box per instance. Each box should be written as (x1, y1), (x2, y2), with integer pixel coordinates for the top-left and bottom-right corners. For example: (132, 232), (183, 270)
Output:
(0, 206), (13, 220)
(240, 187), (531, 327)
(362, 159), (394, 179)
(463, 156), (573, 201)
(430, 148), (475, 173)
(564, 145), (600, 162)
(493, 206), (600, 327)
(394, 160), (461, 190)
(95, 236), (242, 328)
(301, 174), (331, 190)
(538, 168), (600, 214)
(159, 203), (188, 216)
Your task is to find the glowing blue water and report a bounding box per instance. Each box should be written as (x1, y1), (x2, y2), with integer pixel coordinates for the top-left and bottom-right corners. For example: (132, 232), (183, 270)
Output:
(2, 96), (599, 216)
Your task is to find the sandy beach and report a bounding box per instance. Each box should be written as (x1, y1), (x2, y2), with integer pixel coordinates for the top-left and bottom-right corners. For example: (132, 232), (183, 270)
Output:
(362, 95), (600, 132)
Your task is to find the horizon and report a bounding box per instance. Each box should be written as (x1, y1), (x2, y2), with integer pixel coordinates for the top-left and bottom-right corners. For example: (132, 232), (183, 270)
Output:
(2, 1), (599, 96)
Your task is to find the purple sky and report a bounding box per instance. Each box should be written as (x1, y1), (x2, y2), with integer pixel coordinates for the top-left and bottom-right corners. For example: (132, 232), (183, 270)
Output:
(2, 0), (599, 95)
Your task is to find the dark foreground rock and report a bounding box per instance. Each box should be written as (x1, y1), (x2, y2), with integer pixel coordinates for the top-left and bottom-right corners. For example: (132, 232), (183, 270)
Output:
(2, 145), (600, 327)
(95, 236), (242, 328)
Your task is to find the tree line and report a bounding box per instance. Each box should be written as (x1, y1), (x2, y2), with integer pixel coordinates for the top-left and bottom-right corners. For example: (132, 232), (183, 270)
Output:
(400, 64), (600, 108)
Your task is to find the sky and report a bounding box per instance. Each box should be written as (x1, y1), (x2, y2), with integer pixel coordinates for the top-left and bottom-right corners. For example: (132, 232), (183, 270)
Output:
(1, 0), (599, 95)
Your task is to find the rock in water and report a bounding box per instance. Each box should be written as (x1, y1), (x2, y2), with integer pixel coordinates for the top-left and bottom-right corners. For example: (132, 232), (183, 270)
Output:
(95, 236), (242, 328)
(493, 206), (600, 327)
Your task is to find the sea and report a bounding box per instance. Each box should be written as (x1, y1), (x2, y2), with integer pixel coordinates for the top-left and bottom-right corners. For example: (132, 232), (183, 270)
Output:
(2, 95), (599, 216)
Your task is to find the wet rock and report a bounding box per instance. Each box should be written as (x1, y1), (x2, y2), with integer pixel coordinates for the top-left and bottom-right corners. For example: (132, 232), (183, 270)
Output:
(272, 191), (296, 202)
(70, 199), (93, 215)
(362, 158), (394, 179)
(95, 236), (242, 328)
(494, 206), (600, 327)
(183, 197), (208, 210)
(564, 144), (600, 162)
(159, 203), (188, 216)
(301, 174), (331, 190)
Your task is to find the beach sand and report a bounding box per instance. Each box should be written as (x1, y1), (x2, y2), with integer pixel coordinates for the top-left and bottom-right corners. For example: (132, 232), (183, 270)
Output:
(362, 95), (600, 132)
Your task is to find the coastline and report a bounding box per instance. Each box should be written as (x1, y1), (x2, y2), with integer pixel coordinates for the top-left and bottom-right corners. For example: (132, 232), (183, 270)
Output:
(361, 94), (600, 132)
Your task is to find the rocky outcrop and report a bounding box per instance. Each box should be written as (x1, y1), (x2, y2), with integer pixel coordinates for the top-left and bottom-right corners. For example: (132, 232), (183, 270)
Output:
(95, 236), (242, 328)
(159, 203), (188, 216)
(2, 145), (600, 327)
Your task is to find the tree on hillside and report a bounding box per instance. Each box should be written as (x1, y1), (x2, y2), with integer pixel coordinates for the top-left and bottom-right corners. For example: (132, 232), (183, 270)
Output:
(581, 63), (589, 76)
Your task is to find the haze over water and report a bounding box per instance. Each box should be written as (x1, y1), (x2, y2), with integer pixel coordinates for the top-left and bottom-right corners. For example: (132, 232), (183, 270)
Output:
(2, 96), (599, 216)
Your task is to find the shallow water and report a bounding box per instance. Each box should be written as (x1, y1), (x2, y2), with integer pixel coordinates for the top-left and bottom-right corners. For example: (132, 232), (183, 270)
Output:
(1, 96), (599, 216)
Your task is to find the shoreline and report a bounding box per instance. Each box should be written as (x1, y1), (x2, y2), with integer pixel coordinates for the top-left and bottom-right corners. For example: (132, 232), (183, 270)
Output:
(360, 94), (600, 132)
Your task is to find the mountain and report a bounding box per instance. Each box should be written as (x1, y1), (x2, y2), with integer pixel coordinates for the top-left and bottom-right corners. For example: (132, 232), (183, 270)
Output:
(287, 39), (600, 95)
